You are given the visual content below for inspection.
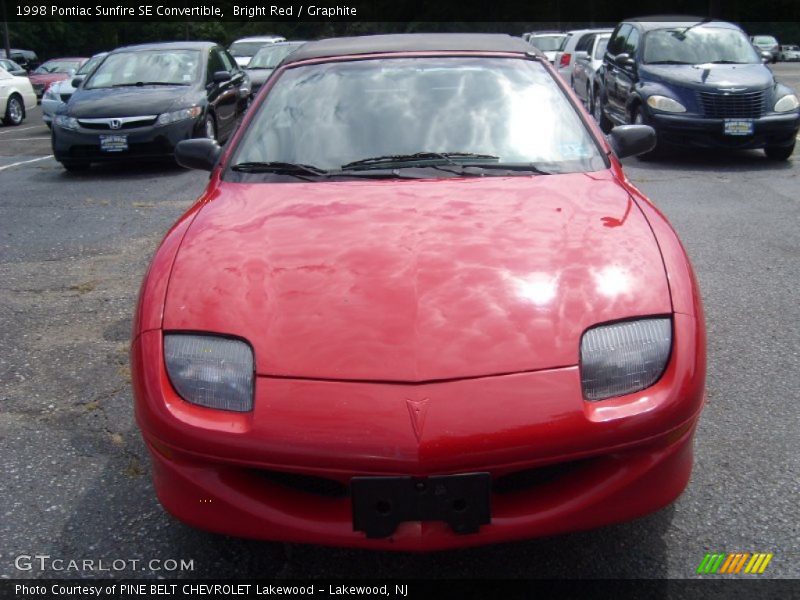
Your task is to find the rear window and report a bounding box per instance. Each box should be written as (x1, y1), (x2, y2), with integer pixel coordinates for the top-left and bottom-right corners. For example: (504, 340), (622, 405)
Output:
(530, 35), (567, 52)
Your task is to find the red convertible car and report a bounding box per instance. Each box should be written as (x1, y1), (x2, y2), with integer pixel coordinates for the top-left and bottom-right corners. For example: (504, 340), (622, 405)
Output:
(132, 34), (706, 550)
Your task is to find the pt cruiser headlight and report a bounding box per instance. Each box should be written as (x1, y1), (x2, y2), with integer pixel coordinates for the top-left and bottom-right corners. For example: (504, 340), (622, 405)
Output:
(646, 95), (687, 113)
(580, 318), (672, 401)
(774, 94), (799, 112)
(55, 115), (79, 130)
(164, 334), (254, 412)
(157, 106), (202, 125)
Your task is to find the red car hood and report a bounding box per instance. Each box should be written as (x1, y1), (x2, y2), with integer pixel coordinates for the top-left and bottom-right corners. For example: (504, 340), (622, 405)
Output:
(164, 172), (672, 381)
(29, 73), (69, 86)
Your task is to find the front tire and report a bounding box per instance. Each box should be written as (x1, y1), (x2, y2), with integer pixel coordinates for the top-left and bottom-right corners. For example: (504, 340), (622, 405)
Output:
(3, 94), (24, 126)
(764, 143), (794, 161)
(594, 86), (612, 133)
(633, 106), (661, 161)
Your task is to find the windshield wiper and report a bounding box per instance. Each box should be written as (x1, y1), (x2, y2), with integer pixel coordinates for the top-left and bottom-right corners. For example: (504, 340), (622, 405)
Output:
(646, 60), (693, 65)
(340, 152), (500, 170)
(457, 163), (552, 175)
(111, 81), (185, 87)
(231, 161), (330, 179)
(706, 60), (746, 64)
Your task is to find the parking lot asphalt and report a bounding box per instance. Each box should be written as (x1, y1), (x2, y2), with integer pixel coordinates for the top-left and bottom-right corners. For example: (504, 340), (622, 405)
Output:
(1, 64), (799, 580)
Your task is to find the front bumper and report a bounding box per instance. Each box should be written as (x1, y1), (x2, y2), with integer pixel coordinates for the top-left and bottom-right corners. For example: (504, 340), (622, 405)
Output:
(649, 110), (800, 150)
(52, 118), (200, 163)
(40, 98), (64, 123)
(132, 312), (705, 550)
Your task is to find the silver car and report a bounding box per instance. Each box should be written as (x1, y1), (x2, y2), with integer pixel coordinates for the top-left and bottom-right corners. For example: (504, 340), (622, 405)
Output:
(751, 35), (779, 63)
(571, 33), (611, 118)
(41, 52), (107, 128)
(554, 28), (613, 81)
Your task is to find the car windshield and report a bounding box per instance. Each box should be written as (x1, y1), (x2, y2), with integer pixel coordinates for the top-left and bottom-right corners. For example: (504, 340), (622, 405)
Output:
(753, 36), (778, 45)
(35, 60), (81, 74)
(644, 27), (760, 64)
(77, 54), (105, 76)
(530, 36), (566, 51)
(230, 42), (273, 57)
(231, 56), (605, 176)
(594, 37), (610, 59)
(84, 49), (200, 89)
(0, 67), (10, 79)
(248, 44), (302, 69)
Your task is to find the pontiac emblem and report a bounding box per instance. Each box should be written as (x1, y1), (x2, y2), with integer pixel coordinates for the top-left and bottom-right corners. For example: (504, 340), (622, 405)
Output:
(405, 397), (429, 441)
(109, 119), (122, 130)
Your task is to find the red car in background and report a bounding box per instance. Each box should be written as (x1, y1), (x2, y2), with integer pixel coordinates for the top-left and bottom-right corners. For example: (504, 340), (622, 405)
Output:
(28, 57), (88, 98)
(132, 34), (706, 551)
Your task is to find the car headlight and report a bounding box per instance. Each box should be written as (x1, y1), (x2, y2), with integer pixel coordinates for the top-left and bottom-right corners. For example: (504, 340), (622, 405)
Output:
(55, 115), (79, 130)
(580, 318), (672, 401)
(43, 85), (60, 101)
(774, 94), (799, 112)
(157, 106), (203, 125)
(164, 334), (254, 412)
(646, 95), (687, 113)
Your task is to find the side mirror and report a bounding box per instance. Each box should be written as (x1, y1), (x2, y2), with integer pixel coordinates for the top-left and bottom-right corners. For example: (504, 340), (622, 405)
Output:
(606, 125), (656, 159)
(760, 51), (772, 63)
(574, 50), (589, 62)
(71, 75), (85, 88)
(615, 52), (636, 68)
(213, 70), (232, 84)
(175, 138), (222, 171)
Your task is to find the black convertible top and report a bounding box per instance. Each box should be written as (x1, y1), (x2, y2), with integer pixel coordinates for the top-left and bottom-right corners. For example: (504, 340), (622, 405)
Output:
(284, 33), (539, 65)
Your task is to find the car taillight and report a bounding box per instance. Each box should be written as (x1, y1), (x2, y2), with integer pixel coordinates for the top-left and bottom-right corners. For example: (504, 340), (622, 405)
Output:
(559, 53), (572, 68)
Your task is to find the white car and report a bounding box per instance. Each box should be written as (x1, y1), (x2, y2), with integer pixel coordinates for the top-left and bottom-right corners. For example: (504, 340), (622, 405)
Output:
(779, 44), (800, 61)
(228, 35), (286, 67)
(526, 33), (566, 64)
(0, 66), (37, 126)
(554, 28), (613, 81)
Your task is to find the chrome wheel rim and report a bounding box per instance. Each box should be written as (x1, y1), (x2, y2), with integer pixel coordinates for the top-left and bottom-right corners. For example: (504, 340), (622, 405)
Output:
(8, 98), (22, 124)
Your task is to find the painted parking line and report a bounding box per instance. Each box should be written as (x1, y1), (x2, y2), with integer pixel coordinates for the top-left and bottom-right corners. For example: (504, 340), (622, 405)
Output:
(2, 136), (50, 141)
(0, 154), (54, 172)
(0, 125), (41, 135)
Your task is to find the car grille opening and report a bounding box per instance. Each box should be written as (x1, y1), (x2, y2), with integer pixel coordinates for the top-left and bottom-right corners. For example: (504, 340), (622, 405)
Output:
(492, 459), (593, 494)
(251, 469), (349, 498)
(697, 90), (768, 119)
(78, 117), (157, 130)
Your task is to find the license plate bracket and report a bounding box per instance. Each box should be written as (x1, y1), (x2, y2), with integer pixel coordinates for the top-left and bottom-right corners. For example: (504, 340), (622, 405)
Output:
(723, 119), (754, 136)
(351, 473), (491, 538)
(100, 134), (128, 152)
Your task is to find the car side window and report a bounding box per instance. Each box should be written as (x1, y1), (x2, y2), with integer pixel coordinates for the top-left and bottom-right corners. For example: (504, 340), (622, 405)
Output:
(576, 34), (594, 53)
(207, 49), (226, 83)
(219, 49), (238, 73)
(624, 28), (640, 57)
(607, 24), (632, 56)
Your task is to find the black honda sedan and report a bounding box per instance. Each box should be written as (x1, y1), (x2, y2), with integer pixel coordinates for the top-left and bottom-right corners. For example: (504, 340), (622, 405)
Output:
(52, 42), (250, 171)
